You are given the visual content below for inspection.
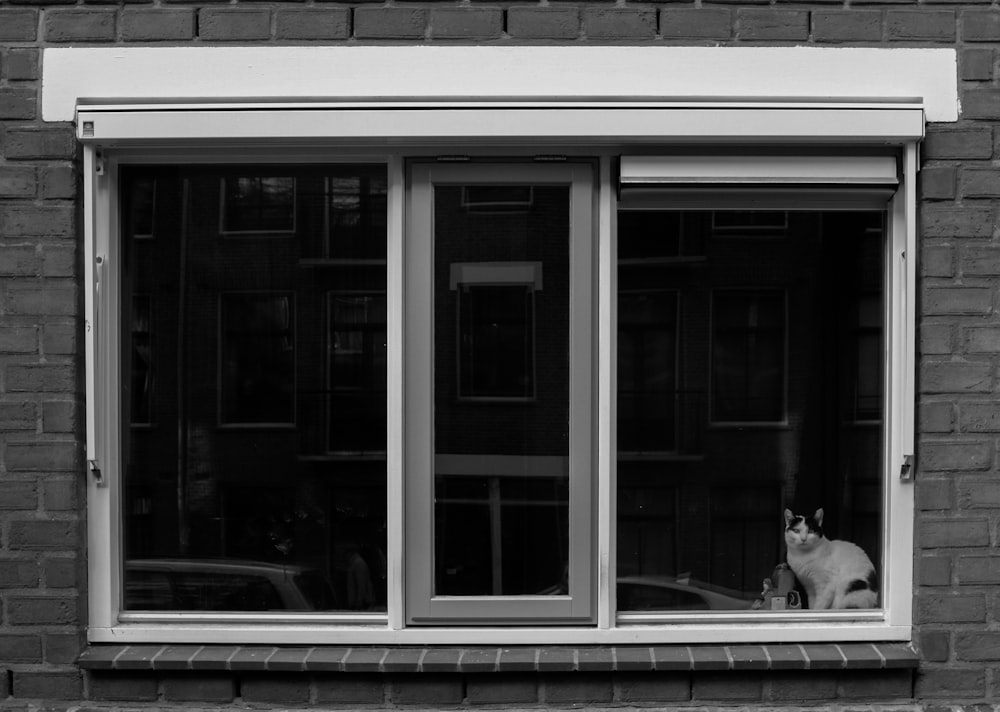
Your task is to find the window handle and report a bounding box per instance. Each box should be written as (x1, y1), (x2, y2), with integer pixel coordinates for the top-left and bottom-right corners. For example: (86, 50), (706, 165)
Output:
(899, 454), (914, 482)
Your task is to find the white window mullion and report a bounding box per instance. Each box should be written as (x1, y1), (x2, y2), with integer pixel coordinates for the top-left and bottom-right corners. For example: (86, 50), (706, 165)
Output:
(387, 155), (406, 630)
(597, 157), (616, 629)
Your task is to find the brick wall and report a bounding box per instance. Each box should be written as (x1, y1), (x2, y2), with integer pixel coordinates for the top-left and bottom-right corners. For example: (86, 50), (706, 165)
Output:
(1, 0), (998, 709)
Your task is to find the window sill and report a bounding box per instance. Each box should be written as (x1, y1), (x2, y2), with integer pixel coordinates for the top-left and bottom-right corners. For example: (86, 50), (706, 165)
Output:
(78, 643), (917, 673)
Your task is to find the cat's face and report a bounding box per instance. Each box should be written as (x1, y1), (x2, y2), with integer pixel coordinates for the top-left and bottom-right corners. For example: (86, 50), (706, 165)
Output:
(784, 508), (825, 549)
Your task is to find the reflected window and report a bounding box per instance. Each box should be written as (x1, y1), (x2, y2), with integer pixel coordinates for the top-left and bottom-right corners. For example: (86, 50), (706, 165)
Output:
(711, 290), (786, 423)
(220, 293), (295, 425)
(221, 176), (296, 234)
(130, 295), (153, 425)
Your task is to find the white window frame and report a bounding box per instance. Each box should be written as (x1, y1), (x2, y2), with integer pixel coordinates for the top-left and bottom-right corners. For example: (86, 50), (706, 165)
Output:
(59, 45), (950, 646)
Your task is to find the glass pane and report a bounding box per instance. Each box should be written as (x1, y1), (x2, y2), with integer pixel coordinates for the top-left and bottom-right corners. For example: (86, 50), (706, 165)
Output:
(121, 165), (387, 612)
(434, 184), (570, 597)
(617, 210), (885, 613)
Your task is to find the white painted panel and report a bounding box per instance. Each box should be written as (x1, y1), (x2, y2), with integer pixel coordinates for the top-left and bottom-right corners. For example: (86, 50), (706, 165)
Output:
(43, 46), (958, 123)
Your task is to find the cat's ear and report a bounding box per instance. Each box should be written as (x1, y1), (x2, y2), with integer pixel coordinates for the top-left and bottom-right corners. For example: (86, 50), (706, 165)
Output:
(814, 508), (824, 526)
(783, 509), (795, 526)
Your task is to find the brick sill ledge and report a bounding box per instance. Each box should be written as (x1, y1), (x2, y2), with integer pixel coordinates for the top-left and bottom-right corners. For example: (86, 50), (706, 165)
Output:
(79, 643), (917, 673)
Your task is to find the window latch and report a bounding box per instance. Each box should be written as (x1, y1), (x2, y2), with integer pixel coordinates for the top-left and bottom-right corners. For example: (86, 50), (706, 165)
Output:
(899, 454), (914, 481)
(89, 460), (106, 487)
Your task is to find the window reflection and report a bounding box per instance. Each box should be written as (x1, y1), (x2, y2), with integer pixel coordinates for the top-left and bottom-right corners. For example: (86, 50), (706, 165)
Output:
(616, 210), (885, 613)
(121, 165), (387, 612)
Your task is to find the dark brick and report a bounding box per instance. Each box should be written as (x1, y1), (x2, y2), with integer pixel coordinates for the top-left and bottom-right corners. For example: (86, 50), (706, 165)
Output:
(314, 673), (384, 703)
(923, 128), (992, 159)
(498, 647), (535, 671)
(768, 671), (838, 700)
(961, 168), (1000, 197)
(43, 401), (77, 433)
(241, 674), (312, 703)
(389, 674), (463, 705)
(198, 9), (271, 40)
(915, 667), (985, 697)
(801, 644), (845, 669)
(1, 205), (75, 237)
(0, 88), (35, 120)
(121, 9), (196, 40)
(43, 556), (78, 587)
(45, 10), (116, 41)
(917, 477), (953, 510)
(617, 672), (690, 701)
(812, 10), (882, 41)
(919, 631), (950, 662)
(88, 672), (159, 701)
(162, 674), (236, 702)
(0, 635), (43, 663)
(692, 671), (763, 700)
(0, 401), (37, 429)
(0, 166), (36, 197)
(962, 48), (994, 81)
(7, 49), (40, 81)
(956, 555), (1000, 583)
(6, 595), (78, 625)
(4, 128), (76, 160)
(0, 558), (39, 587)
(537, 647), (575, 672)
(458, 648), (498, 673)
(5, 441), (80, 471)
(963, 10), (1000, 41)
(6, 363), (76, 393)
(466, 672), (537, 704)
(582, 9), (656, 39)
(0, 10), (38, 40)
(736, 10), (809, 40)
(8, 520), (78, 550)
(919, 400), (953, 432)
(887, 10), (955, 39)
(966, 328), (1000, 353)
(0, 482), (37, 510)
(766, 645), (807, 670)
(731, 645), (769, 670)
(508, 8), (579, 39)
(922, 207), (994, 238)
(610, 646), (649, 671)
(382, 648), (422, 673)
(924, 287), (992, 316)
(919, 518), (991, 547)
(964, 90), (1000, 120)
(266, 647), (312, 671)
(836, 669), (913, 699)
(653, 646), (692, 670)
(354, 8), (426, 38)
(661, 8), (731, 38)
(544, 672), (613, 703)
(954, 632), (1000, 660)
(275, 9), (350, 39)
(42, 247), (77, 279)
(152, 645), (202, 670)
(343, 647), (386, 672)
(44, 633), (84, 665)
(920, 440), (992, 471)
(6, 285), (77, 316)
(430, 8), (502, 39)
(919, 593), (986, 623)
(422, 648), (462, 673)
(919, 556), (952, 586)
(921, 323), (953, 356)
(958, 477), (1000, 508)
(13, 671), (82, 699)
(920, 166), (957, 200)
(962, 246), (1000, 276)
(921, 361), (993, 394)
(304, 646), (348, 671)
(691, 646), (729, 670)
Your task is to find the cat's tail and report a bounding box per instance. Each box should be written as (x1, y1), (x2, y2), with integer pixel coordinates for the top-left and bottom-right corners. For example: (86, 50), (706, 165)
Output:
(839, 572), (879, 609)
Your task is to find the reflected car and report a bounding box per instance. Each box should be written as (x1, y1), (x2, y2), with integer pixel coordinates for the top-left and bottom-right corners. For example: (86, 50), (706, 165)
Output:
(617, 575), (755, 612)
(125, 558), (337, 611)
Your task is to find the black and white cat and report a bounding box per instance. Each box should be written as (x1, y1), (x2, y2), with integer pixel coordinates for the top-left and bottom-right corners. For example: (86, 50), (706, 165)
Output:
(783, 508), (878, 610)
